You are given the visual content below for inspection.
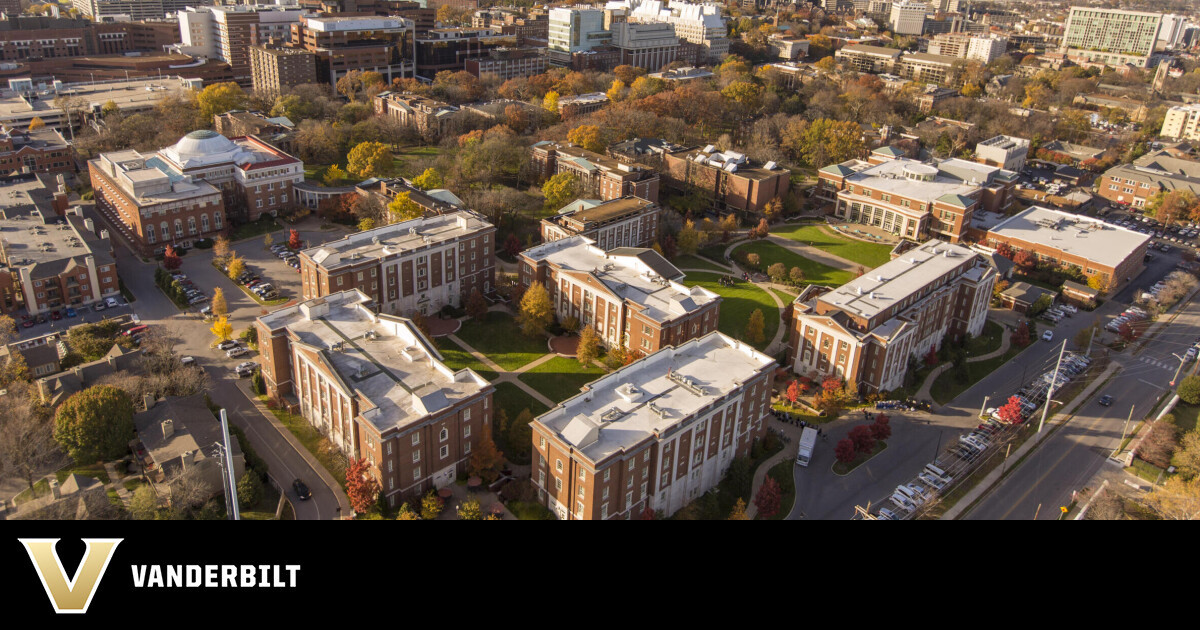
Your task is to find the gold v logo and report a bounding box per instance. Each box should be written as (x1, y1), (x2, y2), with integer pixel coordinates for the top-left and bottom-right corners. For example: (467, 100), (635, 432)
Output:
(19, 538), (122, 614)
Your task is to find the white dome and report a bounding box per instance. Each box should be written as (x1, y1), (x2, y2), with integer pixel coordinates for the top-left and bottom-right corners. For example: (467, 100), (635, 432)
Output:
(161, 130), (244, 168)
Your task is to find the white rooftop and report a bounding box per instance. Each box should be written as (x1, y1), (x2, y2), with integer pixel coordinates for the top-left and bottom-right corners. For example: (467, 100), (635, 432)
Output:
(257, 290), (489, 433)
(987, 206), (1152, 269)
(841, 157), (1013, 204)
(534, 332), (773, 463)
(301, 211), (492, 270)
(522, 236), (718, 323)
(820, 240), (980, 321)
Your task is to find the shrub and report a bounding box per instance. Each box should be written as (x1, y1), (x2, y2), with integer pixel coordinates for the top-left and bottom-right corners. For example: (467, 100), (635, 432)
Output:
(1137, 421), (1179, 468)
(1178, 375), (1200, 405)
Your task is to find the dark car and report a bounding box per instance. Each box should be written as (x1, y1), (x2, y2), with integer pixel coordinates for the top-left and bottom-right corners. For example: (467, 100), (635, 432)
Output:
(292, 479), (311, 501)
(1098, 395), (1114, 407)
(50, 310), (62, 320)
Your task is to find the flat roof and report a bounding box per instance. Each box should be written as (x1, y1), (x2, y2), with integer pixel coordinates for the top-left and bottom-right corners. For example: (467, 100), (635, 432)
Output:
(0, 77), (194, 126)
(838, 44), (903, 57)
(560, 196), (654, 227)
(258, 290), (489, 434)
(533, 332), (773, 464)
(521, 236), (717, 323)
(988, 206), (1151, 268)
(819, 240), (979, 321)
(0, 175), (114, 276)
(301, 211), (493, 271)
(840, 157), (1011, 204)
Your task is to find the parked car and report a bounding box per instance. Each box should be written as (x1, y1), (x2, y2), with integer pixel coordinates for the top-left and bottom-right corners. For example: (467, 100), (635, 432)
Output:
(93, 301), (106, 311)
(226, 346), (249, 358)
(235, 362), (258, 377)
(217, 340), (240, 351)
(65, 307), (77, 318)
(1098, 395), (1113, 407)
(1042, 330), (1054, 342)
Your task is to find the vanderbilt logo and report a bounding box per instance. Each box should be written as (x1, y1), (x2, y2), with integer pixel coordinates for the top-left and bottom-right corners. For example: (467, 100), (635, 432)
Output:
(19, 538), (122, 614)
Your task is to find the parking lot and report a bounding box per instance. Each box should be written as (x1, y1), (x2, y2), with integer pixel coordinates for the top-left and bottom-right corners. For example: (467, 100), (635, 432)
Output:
(10, 296), (135, 343)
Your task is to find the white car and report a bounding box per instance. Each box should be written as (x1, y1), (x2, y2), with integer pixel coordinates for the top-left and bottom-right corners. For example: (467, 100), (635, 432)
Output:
(106, 297), (119, 308)
(180, 356), (195, 366)
(226, 347), (249, 359)
(1042, 330), (1054, 342)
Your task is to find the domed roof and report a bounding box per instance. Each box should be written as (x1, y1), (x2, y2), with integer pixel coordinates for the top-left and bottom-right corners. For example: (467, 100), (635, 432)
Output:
(161, 130), (241, 168)
(186, 130), (221, 140)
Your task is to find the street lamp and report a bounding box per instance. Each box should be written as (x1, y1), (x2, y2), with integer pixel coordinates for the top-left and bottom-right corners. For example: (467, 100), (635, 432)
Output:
(1169, 352), (1186, 387)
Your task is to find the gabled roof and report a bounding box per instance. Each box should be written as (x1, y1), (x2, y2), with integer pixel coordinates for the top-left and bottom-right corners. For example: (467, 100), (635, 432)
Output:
(819, 163), (857, 176)
(609, 247), (682, 281)
(936, 193), (977, 208)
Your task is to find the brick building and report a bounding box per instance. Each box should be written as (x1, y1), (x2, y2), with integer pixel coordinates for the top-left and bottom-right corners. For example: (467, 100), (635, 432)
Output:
(815, 156), (1017, 243)
(1097, 150), (1200, 209)
(255, 289), (493, 506)
(607, 137), (688, 169)
(981, 206), (1150, 288)
(0, 125), (74, 176)
(519, 236), (720, 354)
(662, 146), (790, 217)
(0, 172), (119, 315)
(463, 47), (546, 81)
(556, 92), (609, 119)
(530, 331), (775, 519)
(0, 15), (183, 81)
(787, 240), (995, 394)
(249, 45), (318, 97)
(415, 27), (512, 75)
(530, 140), (660, 203)
(89, 131), (303, 254)
(298, 211), (496, 317)
(290, 15), (415, 86)
(540, 197), (660, 250)
(373, 91), (461, 141)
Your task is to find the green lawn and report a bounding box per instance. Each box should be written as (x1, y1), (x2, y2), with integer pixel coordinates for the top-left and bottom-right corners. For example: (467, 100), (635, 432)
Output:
(733, 241), (857, 287)
(930, 344), (1025, 405)
(768, 287), (798, 306)
(229, 217), (282, 242)
(1125, 459), (1167, 484)
(674, 254), (728, 272)
(685, 271), (780, 351)
(453, 311), (548, 371)
(770, 223), (894, 269)
(519, 356), (607, 404)
(492, 381), (549, 429)
(258, 396), (348, 491)
(391, 146), (445, 178)
(57, 463), (110, 485)
(832, 441), (888, 475)
(1171, 402), (1200, 435)
(508, 500), (555, 520)
(966, 320), (1006, 358)
(434, 337), (498, 381)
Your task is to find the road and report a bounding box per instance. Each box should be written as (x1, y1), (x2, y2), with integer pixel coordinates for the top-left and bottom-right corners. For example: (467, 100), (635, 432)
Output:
(963, 291), (1200, 520)
(85, 204), (350, 519)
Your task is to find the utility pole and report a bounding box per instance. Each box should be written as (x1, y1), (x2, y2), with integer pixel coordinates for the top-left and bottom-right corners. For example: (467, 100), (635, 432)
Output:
(978, 395), (990, 420)
(1112, 404), (1135, 459)
(1038, 339), (1067, 433)
(1085, 326), (1096, 357)
(219, 409), (240, 521)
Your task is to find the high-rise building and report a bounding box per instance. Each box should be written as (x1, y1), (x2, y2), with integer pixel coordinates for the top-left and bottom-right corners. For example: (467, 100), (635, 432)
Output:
(255, 289), (493, 507)
(249, 45), (318, 97)
(175, 5), (307, 86)
(611, 19), (678, 70)
(926, 33), (1008, 63)
(530, 331), (775, 520)
(788, 240), (995, 394)
(73, 0), (205, 21)
(414, 27), (511, 76)
(547, 7), (611, 66)
(1158, 13), (1187, 48)
(889, 0), (926, 36)
(1160, 103), (1200, 141)
(290, 15), (414, 85)
(1061, 7), (1163, 68)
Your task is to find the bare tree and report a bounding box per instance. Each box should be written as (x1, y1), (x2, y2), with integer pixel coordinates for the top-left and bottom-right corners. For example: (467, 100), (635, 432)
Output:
(167, 466), (216, 518)
(0, 383), (62, 497)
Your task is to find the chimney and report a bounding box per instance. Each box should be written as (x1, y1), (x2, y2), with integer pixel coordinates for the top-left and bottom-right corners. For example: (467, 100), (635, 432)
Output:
(160, 418), (173, 439)
(144, 394), (156, 411)
(52, 192), (68, 216)
(180, 449), (191, 471)
(84, 218), (94, 232)
(100, 229), (109, 240)
(49, 479), (60, 500)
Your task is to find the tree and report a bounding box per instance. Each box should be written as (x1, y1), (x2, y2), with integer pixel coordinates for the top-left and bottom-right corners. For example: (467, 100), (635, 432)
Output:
(870, 414), (892, 441)
(197, 82), (246, 119)
(767, 263), (787, 283)
(210, 315), (233, 343)
(746, 253), (760, 268)
(468, 436), (503, 483)
(396, 503), (420, 520)
(848, 424), (876, 454)
(0, 386), (59, 497)
(212, 235), (231, 261)
(518, 282), (553, 338)
(753, 475), (782, 519)
(1013, 250), (1037, 269)
(789, 267), (806, 285)
(505, 409), (534, 463)
(358, 218), (376, 232)
(786, 380), (801, 405)
(1117, 321), (1137, 343)
(745, 309), (766, 344)
(236, 471), (263, 509)
(411, 167), (444, 191)
(345, 457), (380, 515)
(542, 90), (560, 113)
(676, 221), (700, 255)
(388, 192), (424, 221)
(264, 232), (274, 249)
(1012, 321), (1030, 347)
(753, 218), (770, 239)
(211, 287), (227, 318)
(1074, 326), (1096, 351)
(996, 395), (1024, 424)
(465, 289), (488, 320)
(1143, 475), (1200, 520)
(835, 438), (857, 464)
(822, 376), (842, 392)
(129, 484), (158, 520)
(420, 491), (444, 520)
(323, 164), (348, 187)
(503, 233), (522, 258)
(541, 172), (578, 212)
(606, 78), (626, 102)
(1179, 375), (1200, 405)
(226, 256), (245, 281)
(346, 141), (392, 179)
(923, 345), (939, 367)
(458, 496), (482, 520)
(288, 229), (302, 250)
(409, 310), (431, 340)
(53, 385), (135, 464)
(567, 124), (605, 153)
(28, 117), (45, 131)
(1, 351), (30, 386)
(1174, 431), (1200, 479)
(577, 326), (600, 366)
(1087, 273), (1111, 294)
(728, 497), (750, 520)
(162, 245), (181, 271)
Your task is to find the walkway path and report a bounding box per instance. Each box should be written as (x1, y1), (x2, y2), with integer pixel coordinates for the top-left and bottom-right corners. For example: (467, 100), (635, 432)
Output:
(447, 333), (556, 409)
(913, 328), (1012, 405)
(679, 268), (791, 355)
(762, 234), (861, 273)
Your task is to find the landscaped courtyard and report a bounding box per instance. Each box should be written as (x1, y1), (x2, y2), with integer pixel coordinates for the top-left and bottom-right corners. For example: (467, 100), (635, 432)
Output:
(733, 241), (857, 287)
(453, 311), (547, 371)
(684, 271), (781, 350)
(770, 223), (894, 269)
(518, 356), (607, 404)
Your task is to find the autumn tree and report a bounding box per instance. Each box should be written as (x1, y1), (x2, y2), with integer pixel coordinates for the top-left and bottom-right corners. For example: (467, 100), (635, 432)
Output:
(458, 497), (483, 520)
(786, 380), (801, 405)
(745, 309), (766, 344)
(388, 192), (424, 221)
(996, 395), (1024, 424)
(606, 78), (626, 102)
(197, 82), (246, 119)
(542, 90), (560, 113)
(789, 267), (806, 285)
(211, 287), (227, 318)
(1087, 273), (1111, 294)
(815, 56), (836, 72)
(728, 497), (750, 520)
(1013, 250), (1037, 269)
(768, 263), (787, 283)
(753, 475), (782, 519)
(746, 253), (760, 268)
(420, 491), (444, 520)
(323, 164), (348, 187)
(288, 229), (302, 250)
(465, 289), (488, 320)
(53, 385), (135, 464)
(468, 436), (503, 483)
(1012, 321), (1030, 347)
(396, 503), (420, 520)
(210, 315), (234, 343)
(345, 457), (380, 515)
(567, 124), (605, 153)
(0, 385), (59, 497)
(541, 172), (578, 212)
(835, 438), (857, 464)
(518, 282), (553, 338)
(676, 221), (700, 255)
(226, 255), (245, 280)
(1137, 420), (1178, 468)
(358, 218), (376, 232)
(411, 167), (444, 191)
(213, 235), (231, 260)
(848, 424), (876, 454)
(577, 326), (600, 367)
(1143, 475), (1200, 520)
(28, 117), (45, 131)
(870, 414), (892, 441)
(162, 245), (181, 271)
(346, 141), (392, 179)
(1179, 375), (1200, 405)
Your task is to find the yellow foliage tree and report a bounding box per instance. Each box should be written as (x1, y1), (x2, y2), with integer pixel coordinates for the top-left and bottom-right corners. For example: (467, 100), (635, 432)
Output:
(518, 282), (553, 338)
(567, 124), (605, 153)
(541, 172), (577, 211)
(346, 141), (392, 179)
(606, 79), (626, 102)
(28, 117), (45, 131)
(210, 316), (233, 343)
(226, 255), (245, 280)
(745, 309), (765, 344)
(388, 192), (423, 221)
(729, 497), (749, 520)
(1143, 475), (1200, 520)
(323, 164), (347, 186)
(211, 287), (227, 318)
(197, 82), (247, 119)
(542, 90), (560, 113)
(411, 167), (444, 191)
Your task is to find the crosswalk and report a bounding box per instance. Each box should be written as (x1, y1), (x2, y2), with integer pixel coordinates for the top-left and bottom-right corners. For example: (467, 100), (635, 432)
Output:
(1136, 356), (1175, 370)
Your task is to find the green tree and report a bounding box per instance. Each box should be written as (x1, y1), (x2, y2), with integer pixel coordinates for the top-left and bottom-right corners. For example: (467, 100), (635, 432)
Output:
(411, 167), (444, 191)
(505, 409), (534, 462)
(677, 221), (700, 255)
(388, 191), (423, 221)
(577, 326), (600, 366)
(745, 309), (766, 344)
(1178, 375), (1200, 405)
(458, 497), (482, 520)
(197, 82), (247, 119)
(53, 385), (135, 464)
(346, 141), (392, 179)
(541, 172), (578, 211)
(237, 471), (263, 509)
(129, 484), (158, 520)
(518, 282), (553, 338)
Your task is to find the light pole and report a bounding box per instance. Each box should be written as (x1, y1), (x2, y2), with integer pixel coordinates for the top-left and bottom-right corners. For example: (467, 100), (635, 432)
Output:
(1038, 340), (1067, 433)
(1169, 352), (1187, 387)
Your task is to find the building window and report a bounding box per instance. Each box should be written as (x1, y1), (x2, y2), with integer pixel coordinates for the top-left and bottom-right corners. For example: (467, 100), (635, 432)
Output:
(463, 425), (471, 438)
(439, 445), (449, 459)
(412, 450), (420, 463)
(411, 433), (420, 446)
(413, 466), (421, 480)
(555, 477), (562, 492)
(439, 427), (448, 442)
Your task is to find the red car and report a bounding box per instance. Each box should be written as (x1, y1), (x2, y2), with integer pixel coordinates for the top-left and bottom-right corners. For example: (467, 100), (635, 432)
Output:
(50, 310), (62, 321)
